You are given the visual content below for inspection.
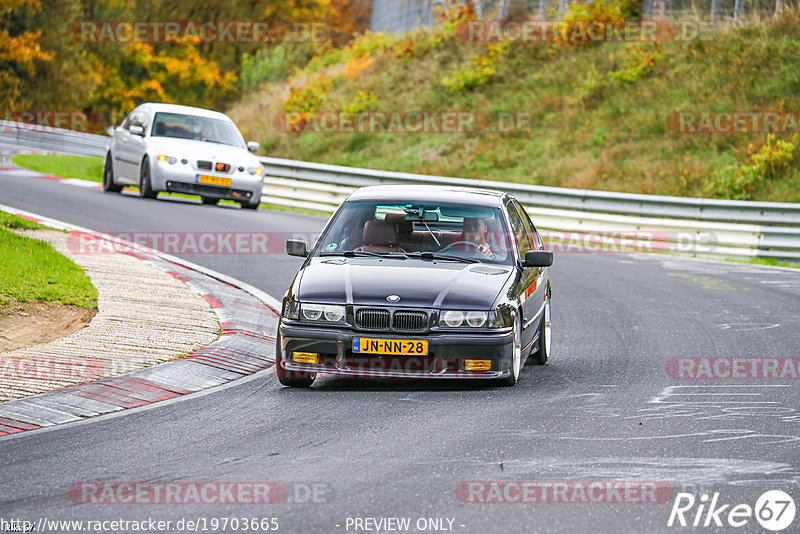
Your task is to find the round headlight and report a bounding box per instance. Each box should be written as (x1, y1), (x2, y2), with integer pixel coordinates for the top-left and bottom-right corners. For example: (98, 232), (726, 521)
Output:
(442, 310), (464, 328)
(302, 305), (322, 321)
(466, 311), (488, 327)
(323, 305), (344, 322)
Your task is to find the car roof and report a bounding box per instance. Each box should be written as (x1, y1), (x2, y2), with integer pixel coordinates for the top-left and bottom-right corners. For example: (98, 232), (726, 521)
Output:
(346, 185), (507, 207)
(139, 103), (233, 122)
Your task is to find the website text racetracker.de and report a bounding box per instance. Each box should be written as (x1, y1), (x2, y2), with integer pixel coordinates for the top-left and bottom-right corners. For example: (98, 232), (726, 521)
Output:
(1, 517), (279, 533)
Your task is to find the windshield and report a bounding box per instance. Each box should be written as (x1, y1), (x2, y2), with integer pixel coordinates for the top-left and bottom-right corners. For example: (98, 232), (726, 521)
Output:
(315, 200), (515, 265)
(151, 112), (243, 147)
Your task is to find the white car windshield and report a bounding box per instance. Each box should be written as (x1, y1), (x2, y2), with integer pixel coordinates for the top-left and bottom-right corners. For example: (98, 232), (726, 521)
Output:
(151, 112), (243, 147)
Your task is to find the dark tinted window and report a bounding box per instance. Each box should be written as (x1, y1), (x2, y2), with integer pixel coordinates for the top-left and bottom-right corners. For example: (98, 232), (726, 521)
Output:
(506, 200), (533, 256)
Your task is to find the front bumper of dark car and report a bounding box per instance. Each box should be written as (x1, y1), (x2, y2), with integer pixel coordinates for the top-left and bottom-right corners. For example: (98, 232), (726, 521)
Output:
(278, 322), (515, 380)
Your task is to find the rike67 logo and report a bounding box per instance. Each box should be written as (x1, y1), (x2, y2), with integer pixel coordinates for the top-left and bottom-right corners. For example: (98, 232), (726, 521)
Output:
(668, 490), (796, 531)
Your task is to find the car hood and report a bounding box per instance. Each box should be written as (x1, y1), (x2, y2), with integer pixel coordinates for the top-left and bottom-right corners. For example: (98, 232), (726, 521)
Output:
(295, 257), (514, 309)
(146, 138), (256, 164)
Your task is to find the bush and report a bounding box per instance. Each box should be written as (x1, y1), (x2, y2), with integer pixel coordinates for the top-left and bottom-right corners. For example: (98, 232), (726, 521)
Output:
(441, 41), (509, 92)
(705, 134), (800, 200)
(283, 74), (332, 131)
(608, 43), (662, 83)
(241, 43), (315, 90)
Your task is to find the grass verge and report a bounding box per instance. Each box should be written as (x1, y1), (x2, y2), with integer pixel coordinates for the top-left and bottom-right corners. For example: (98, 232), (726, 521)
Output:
(0, 212), (98, 308)
(12, 154), (103, 182)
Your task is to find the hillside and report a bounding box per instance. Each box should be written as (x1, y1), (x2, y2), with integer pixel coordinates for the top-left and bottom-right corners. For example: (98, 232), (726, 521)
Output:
(228, 6), (800, 202)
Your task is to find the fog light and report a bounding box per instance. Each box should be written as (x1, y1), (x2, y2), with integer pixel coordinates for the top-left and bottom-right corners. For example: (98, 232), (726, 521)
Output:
(293, 352), (318, 364)
(465, 359), (491, 371)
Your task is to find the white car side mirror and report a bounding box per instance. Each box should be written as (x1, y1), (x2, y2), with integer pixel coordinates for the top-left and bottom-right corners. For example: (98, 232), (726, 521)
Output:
(247, 141), (260, 153)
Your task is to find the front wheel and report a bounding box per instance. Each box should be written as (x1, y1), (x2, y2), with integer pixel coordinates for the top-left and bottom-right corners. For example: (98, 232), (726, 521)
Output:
(498, 315), (522, 387)
(138, 156), (157, 199)
(102, 153), (122, 193)
(529, 299), (551, 365)
(240, 200), (260, 210)
(275, 332), (316, 388)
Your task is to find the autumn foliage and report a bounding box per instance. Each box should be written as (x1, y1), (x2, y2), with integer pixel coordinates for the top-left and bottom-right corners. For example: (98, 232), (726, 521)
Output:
(0, 0), (369, 129)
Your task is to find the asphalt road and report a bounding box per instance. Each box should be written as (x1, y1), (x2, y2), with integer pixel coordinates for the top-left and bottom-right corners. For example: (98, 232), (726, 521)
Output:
(1, 170), (800, 534)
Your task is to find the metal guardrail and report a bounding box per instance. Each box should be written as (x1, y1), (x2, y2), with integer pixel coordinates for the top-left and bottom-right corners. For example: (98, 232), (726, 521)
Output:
(258, 157), (800, 261)
(0, 120), (108, 157)
(1, 120), (796, 261)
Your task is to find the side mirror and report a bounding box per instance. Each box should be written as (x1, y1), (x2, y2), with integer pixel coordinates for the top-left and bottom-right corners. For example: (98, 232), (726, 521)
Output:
(523, 250), (553, 268)
(106, 126), (116, 137)
(247, 141), (260, 153)
(129, 124), (145, 136)
(286, 239), (308, 258)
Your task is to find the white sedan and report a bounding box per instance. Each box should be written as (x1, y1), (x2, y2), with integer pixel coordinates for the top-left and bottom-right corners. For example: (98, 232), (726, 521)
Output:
(103, 103), (264, 209)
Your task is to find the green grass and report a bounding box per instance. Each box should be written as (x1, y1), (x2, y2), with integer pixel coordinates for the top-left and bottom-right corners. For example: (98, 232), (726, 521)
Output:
(259, 203), (331, 217)
(727, 256), (800, 269)
(0, 211), (46, 230)
(0, 212), (98, 308)
(229, 12), (800, 203)
(12, 154), (103, 182)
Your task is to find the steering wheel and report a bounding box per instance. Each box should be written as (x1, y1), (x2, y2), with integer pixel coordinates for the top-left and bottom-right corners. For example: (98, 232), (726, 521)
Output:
(440, 241), (481, 253)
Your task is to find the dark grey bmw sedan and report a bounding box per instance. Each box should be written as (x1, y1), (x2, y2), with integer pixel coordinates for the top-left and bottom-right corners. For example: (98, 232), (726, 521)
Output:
(277, 185), (553, 387)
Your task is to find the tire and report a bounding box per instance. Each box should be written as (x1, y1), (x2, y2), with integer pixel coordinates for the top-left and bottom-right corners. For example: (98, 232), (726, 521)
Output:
(275, 331), (316, 388)
(201, 197), (220, 205)
(529, 298), (551, 365)
(102, 153), (122, 193)
(498, 315), (522, 387)
(138, 156), (157, 199)
(240, 200), (260, 210)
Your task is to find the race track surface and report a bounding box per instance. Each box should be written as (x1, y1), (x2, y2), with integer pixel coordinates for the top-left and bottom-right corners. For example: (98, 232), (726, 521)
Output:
(1, 170), (799, 533)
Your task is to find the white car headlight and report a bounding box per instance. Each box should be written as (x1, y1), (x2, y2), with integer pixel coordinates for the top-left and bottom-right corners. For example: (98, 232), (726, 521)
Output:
(157, 155), (177, 164)
(248, 166), (263, 175)
(465, 311), (488, 327)
(299, 303), (346, 324)
(441, 310), (464, 328)
(439, 310), (491, 328)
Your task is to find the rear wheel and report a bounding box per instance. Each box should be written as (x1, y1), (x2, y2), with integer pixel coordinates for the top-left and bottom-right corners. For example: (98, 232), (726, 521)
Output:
(102, 153), (122, 193)
(275, 332), (316, 388)
(201, 197), (219, 205)
(138, 156), (157, 199)
(530, 299), (551, 365)
(498, 315), (522, 387)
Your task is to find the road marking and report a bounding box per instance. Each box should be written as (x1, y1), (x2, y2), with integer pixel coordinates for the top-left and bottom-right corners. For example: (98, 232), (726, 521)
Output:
(650, 385), (788, 404)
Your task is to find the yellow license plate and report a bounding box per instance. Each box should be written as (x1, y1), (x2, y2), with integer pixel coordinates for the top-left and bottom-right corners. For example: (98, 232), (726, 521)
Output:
(353, 338), (428, 356)
(196, 174), (231, 187)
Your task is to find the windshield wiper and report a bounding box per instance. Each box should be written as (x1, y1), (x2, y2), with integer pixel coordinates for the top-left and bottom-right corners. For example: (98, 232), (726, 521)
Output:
(403, 252), (480, 264)
(320, 251), (406, 259)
